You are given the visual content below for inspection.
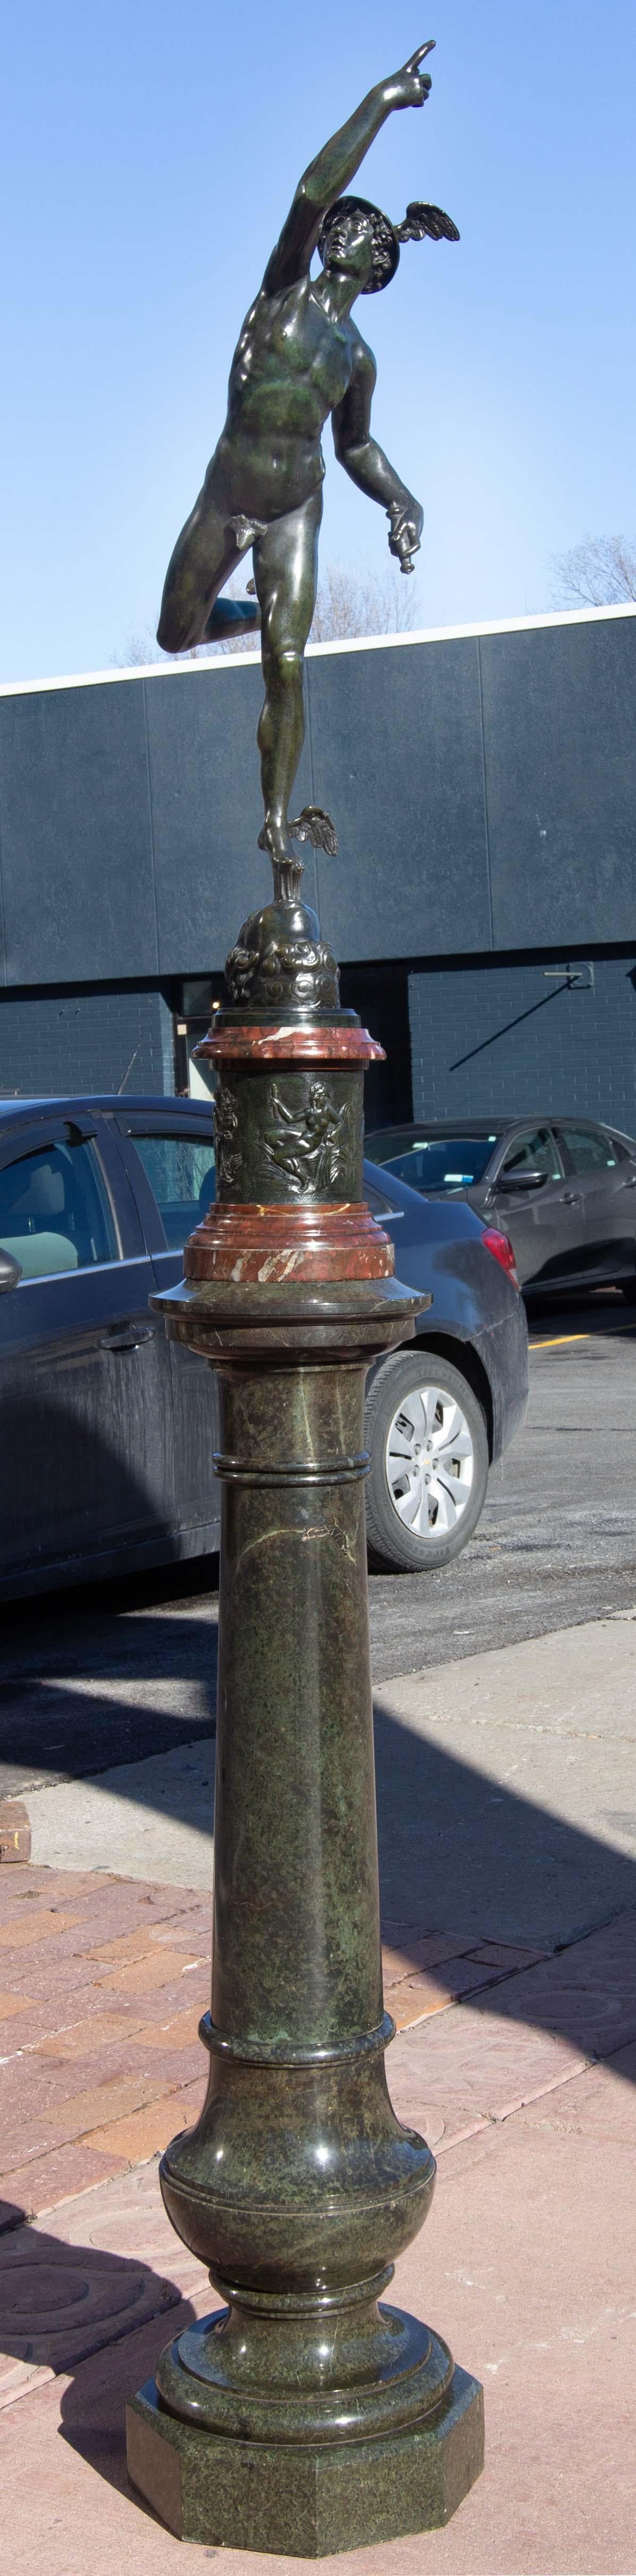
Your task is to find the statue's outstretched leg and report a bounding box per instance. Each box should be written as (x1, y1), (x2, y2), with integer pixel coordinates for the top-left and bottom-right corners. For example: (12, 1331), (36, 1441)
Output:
(253, 490), (322, 869)
(156, 479), (259, 655)
(203, 594), (261, 643)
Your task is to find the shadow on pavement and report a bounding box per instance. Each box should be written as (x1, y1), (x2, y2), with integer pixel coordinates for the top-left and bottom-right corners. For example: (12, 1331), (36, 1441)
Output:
(0, 1608), (218, 1785)
(6, 1682), (636, 2074)
(373, 1699), (636, 1953)
(0, 2196), (197, 2513)
(523, 1283), (636, 1336)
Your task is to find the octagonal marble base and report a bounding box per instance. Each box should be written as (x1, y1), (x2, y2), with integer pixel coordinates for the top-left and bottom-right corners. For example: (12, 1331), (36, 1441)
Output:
(127, 2366), (483, 2557)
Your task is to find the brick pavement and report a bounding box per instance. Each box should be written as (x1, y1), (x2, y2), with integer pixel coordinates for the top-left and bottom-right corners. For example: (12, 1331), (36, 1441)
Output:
(0, 1867), (549, 2225)
(1, 1864), (635, 2572)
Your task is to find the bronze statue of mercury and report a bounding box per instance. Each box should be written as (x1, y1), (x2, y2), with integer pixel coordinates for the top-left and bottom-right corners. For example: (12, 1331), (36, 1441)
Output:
(128, 47), (487, 2549)
(158, 40), (458, 882)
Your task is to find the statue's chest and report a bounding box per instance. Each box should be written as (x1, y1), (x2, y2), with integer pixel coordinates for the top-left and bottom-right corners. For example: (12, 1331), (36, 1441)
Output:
(272, 297), (352, 408)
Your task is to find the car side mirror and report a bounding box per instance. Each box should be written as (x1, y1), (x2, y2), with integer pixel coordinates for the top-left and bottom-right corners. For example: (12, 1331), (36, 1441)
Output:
(497, 1168), (548, 1192)
(0, 1245), (22, 1291)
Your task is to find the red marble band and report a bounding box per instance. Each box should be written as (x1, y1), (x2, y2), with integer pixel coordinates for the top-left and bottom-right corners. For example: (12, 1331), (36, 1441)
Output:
(196, 1023), (386, 1064)
(185, 1200), (395, 1284)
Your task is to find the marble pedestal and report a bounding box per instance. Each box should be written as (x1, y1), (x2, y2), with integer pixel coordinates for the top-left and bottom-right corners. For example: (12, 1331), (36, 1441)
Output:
(127, 907), (483, 2553)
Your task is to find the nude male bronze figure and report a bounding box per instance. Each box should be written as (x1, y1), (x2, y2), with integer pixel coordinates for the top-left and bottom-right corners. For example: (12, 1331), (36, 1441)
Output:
(157, 41), (458, 891)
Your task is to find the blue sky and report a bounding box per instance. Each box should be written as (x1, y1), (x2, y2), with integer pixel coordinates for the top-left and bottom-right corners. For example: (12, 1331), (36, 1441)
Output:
(2, 0), (634, 682)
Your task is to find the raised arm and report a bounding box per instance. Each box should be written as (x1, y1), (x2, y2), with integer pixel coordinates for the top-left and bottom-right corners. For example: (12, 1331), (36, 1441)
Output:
(262, 42), (435, 296)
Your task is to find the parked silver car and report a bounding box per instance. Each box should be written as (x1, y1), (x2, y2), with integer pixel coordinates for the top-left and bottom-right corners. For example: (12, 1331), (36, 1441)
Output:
(366, 1116), (636, 1299)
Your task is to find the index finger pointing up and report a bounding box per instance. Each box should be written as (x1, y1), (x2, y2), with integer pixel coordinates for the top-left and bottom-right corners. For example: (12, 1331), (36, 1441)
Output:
(406, 39), (436, 71)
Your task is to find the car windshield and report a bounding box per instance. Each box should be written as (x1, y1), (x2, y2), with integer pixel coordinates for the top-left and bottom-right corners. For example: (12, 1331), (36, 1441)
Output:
(379, 1136), (500, 1191)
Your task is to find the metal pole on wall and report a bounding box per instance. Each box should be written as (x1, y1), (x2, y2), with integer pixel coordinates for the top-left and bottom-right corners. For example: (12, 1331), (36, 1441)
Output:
(127, 36), (483, 2553)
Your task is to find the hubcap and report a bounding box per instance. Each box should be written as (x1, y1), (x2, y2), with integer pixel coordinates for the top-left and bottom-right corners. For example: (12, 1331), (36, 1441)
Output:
(384, 1383), (474, 1541)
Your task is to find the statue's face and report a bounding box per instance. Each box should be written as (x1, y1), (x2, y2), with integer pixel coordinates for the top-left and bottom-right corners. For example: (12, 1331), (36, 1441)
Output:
(323, 210), (374, 291)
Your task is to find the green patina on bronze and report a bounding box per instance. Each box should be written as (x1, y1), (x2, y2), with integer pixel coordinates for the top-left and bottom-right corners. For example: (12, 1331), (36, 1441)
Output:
(223, 896), (342, 1013)
(128, 35), (483, 2556)
(156, 40), (458, 898)
(211, 1063), (364, 1204)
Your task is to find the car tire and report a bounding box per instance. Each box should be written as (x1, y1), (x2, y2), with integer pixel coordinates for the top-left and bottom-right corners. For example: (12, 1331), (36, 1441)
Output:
(364, 1351), (489, 1574)
(619, 1273), (636, 1303)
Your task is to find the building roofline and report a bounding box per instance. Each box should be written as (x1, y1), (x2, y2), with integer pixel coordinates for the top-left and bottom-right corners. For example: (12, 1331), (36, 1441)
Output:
(1, 600), (635, 701)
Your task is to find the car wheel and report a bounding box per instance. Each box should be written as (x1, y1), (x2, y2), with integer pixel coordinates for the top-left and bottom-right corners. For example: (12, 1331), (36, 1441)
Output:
(364, 1352), (489, 1574)
(619, 1273), (636, 1303)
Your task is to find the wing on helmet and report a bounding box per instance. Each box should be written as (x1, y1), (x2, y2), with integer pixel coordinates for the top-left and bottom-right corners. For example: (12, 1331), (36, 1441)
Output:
(396, 202), (460, 244)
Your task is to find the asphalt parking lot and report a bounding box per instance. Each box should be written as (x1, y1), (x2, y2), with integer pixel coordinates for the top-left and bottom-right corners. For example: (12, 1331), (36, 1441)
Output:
(2, 1286), (635, 1799)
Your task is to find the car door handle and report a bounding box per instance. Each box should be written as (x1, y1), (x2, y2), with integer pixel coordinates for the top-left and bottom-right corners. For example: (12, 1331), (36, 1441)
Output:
(559, 1190), (581, 1204)
(99, 1326), (155, 1351)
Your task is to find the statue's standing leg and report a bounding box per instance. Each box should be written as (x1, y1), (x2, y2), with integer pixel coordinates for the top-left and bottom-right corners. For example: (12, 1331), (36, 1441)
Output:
(254, 489), (322, 865)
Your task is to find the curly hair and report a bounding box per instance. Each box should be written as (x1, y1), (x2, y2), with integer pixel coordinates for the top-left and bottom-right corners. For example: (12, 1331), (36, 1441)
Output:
(317, 196), (399, 296)
(317, 195), (460, 295)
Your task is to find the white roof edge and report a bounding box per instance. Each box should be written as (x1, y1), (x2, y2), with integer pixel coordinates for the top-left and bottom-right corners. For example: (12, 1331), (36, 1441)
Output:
(2, 601), (635, 699)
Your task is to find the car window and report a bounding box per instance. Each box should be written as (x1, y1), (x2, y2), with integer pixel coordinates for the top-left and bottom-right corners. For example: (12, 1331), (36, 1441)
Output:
(500, 1128), (561, 1180)
(0, 1139), (119, 1279)
(364, 1181), (395, 1217)
(131, 1132), (216, 1248)
(557, 1125), (616, 1173)
(378, 1135), (499, 1192)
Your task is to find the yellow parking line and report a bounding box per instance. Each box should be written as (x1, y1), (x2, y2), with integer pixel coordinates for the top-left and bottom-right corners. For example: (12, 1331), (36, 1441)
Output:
(529, 1332), (590, 1349)
(530, 1324), (633, 1349)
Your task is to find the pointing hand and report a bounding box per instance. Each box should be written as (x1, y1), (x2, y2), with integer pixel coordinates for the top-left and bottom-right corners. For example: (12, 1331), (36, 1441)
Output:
(383, 41), (435, 112)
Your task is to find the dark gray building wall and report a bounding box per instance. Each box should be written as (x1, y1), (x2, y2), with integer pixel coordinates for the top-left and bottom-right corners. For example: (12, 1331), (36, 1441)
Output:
(0, 987), (173, 1101)
(307, 636), (491, 962)
(1, 611), (634, 1119)
(409, 956), (636, 1134)
(1, 609), (635, 986)
(478, 619), (636, 950)
(0, 682), (159, 987)
(143, 666), (319, 970)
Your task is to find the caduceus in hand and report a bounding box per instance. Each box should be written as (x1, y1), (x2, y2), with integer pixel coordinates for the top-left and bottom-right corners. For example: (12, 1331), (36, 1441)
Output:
(158, 41), (458, 893)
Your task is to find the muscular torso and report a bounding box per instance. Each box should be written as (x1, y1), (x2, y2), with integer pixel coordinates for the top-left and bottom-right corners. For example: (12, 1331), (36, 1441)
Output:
(211, 278), (364, 521)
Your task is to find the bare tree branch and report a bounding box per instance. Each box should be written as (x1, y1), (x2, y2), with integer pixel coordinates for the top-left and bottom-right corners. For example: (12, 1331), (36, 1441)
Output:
(309, 562), (422, 642)
(550, 534), (636, 610)
(110, 627), (171, 667)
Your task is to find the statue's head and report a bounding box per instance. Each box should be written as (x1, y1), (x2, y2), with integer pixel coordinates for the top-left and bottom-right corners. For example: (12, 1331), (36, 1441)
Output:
(318, 196), (460, 296)
(318, 197), (399, 295)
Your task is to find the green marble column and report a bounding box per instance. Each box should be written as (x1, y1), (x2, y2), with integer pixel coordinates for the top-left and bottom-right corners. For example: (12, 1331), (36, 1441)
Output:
(127, 903), (483, 2554)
